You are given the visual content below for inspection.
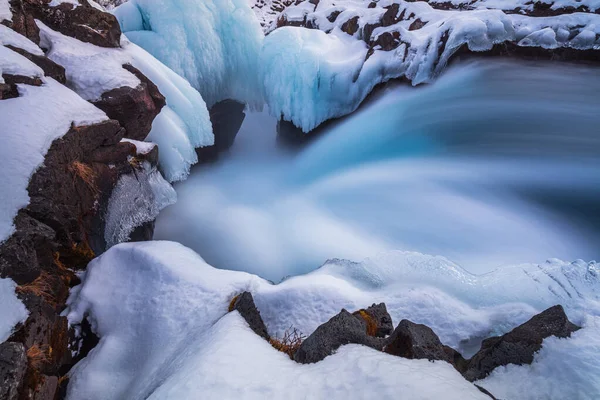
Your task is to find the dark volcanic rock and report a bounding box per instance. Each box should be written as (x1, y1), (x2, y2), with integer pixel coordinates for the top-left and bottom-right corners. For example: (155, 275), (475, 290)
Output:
(0, 342), (27, 400)
(93, 64), (166, 141)
(13, 0), (122, 48)
(384, 319), (465, 368)
(464, 305), (580, 381)
(197, 99), (246, 162)
(230, 292), (270, 340)
(352, 303), (393, 337)
(6, 45), (66, 84)
(294, 309), (385, 364)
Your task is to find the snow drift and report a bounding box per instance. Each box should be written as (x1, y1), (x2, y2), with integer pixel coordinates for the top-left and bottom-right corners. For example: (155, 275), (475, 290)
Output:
(65, 241), (600, 400)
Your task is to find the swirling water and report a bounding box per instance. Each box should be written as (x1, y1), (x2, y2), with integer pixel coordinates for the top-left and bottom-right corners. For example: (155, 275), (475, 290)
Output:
(155, 61), (600, 281)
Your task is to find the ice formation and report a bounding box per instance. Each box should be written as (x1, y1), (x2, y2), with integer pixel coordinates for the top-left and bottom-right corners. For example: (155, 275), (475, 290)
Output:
(263, 0), (600, 131)
(0, 278), (29, 342)
(104, 162), (176, 248)
(65, 241), (600, 400)
(37, 21), (213, 182)
(112, 0), (264, 107)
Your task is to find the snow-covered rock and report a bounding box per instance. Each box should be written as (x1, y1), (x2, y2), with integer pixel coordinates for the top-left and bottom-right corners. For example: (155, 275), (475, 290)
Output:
(38, 22), (214, 181)
(65, 241), (600, 400)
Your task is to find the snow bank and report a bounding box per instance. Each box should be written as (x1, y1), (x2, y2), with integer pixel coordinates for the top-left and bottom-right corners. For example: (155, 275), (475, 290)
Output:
(112, 0), (264, 107)
(0, 278), (28, 342)
(0, 0), (11, 22)
(38, 22), (213, 181)
(66, 241), (600, 400)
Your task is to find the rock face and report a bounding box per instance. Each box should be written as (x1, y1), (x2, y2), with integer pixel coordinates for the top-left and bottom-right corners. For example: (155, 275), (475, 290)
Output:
(384, 320), (465, 369)
(0, 2), (170, 399)
(7, 0), (122, 48)
(197, 99), (246, 162)
(353, 303), (394, 338)
(294, 309), (385, 364)
(0, 342), (27, 400)
(92, 64), (166, 142)
(229, 292), (270, 341)
(463, 305), (580, 381)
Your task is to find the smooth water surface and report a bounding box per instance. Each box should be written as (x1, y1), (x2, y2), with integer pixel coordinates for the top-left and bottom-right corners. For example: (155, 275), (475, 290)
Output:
(155, 61), (600, 281)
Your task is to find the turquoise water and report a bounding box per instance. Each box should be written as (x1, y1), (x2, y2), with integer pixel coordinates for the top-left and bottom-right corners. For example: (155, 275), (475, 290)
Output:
(155, 60), (600, 281)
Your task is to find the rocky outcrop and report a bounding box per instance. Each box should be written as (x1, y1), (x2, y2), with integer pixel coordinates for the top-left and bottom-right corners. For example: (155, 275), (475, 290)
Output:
(229, 292), (270, 341)
(92, 64), (166, 142)
(384, 319), (466, 369)
(0, 3), (169, 399)
(196, 99), (246, 162)
(7, 0), (121, 48)
(463, 305), (580, 381)
(353, 303), (394, 338)
(0, 342), (27, 400)
(293, 309), (386, 364)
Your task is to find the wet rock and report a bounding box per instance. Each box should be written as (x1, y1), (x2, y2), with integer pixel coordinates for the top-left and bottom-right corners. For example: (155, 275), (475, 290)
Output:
(0, 342), (27, 400)
(294, 309), (384, 364)
(229, 292), (270, 341)
(197, 99), (246, 162)
(384, 320), (465, 368)
(464, 305), (580, 381)
(92, 65), (166, 141)
(352, 303), (393, 337)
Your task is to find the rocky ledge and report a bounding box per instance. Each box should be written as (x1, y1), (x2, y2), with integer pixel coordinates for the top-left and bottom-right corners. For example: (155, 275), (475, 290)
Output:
(0, 1), (172, 398)
(229, 291), (580, 399)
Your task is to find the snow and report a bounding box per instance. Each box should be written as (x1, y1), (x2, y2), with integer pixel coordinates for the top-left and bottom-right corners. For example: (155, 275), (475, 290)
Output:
(38, 22), (214, 182)
(112, 0), (264, 107)
(104, 162), (176, 248)
(0, 278), (28, 342)
(0, 45), (44, 83)
(0, 78), (107, 242)
(120, 138), (155, 155)
(65, 241), (600, 400)
(0, 24), (45, 56)
(0, 0), (11, 22)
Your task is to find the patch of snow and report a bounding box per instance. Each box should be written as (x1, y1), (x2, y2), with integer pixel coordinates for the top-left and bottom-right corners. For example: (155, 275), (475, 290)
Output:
(0, 278), (28, 342)
(0, 78), (107, 242)
(112, 0), (264, 107)
(48, 0), (80, 8)
(0, 46), (44, 83)
(65, 241), (600, 400)
(104, 163), (176, 248)
(38, 22), (214, 182)
(120, 138), (155, 155)
(0, 0), (11, 22)
(0, 24), (45, 56)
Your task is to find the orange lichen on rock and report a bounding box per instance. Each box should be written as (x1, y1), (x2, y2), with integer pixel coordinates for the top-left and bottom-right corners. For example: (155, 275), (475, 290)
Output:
(26, 344), (49, 370)
(69, 160), (99, 194)
(228, 294), (240, 312)
(355, 309), (378, 336)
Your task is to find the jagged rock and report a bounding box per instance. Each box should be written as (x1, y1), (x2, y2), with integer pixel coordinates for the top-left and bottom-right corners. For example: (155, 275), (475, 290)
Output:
(31, 375), (58, 400)
(9, 294), (71, 376)
(463, 305), (580, 381)
(5, 45), (66, 83)
(475, 384), (498, 400)
(12, 0), (122, 48)
(352, 303), (393, 338)
(0, 342), (27, 400)
(229, 292), (270, 340)
(384, 319), (465, 368)
(92, 65), (166, 141)
(197, 99), (246, 162)
(341, 16), (359, 36)
(294, 309), (384, 364)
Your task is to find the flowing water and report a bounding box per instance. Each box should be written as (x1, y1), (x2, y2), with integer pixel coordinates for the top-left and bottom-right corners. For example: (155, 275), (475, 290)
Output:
(155, 60), (600, 281)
